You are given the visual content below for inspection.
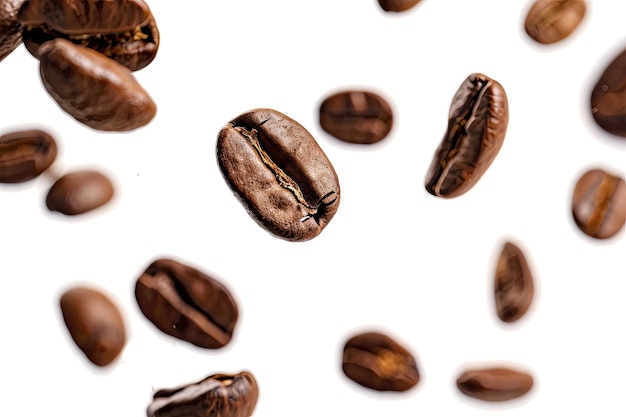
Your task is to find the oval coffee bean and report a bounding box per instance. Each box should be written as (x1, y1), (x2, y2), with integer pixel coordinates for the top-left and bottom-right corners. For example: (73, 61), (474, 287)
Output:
(425, 73), (508, 198)
(217, 108), (340, 242)
(135, 258), (239, 349)
(0, 0), (23, 62)
(494, 241), (535, 323)
(572, 168), (626, 239)
(524, 0), (586, 45)
(456, 366), (534, 402)
(590, 47), (626, 138)
(319, 90), (393, 144)
(38, 38), (156, 131)
(342, 331), (420, 392)
(147, 371), (259, 417)
(46, 169), (114, 215)
(0, 129), (57, 183)
(60, 286), (126, 367)
(378, 0), (422, 12)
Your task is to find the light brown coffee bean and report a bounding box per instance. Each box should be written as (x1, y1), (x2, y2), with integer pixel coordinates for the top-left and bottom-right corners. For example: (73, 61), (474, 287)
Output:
(0, 129), (57, 183)
(456, 366), (534, 402)
(46, 169), (114, 215)
(572, 168), (626, 239)
(342, 331), (420, 392)
(524, 0), (586, 45)
(60, 286), (126, 367)
(494, 241), (535, 323)
(0, 0), (23, 62)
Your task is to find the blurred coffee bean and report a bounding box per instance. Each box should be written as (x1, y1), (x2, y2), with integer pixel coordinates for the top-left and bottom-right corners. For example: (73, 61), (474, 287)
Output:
(590, 46), (626, 138)
(456, 366), (534, 402)
(378, 0), (421, 12)
(524, 0), (586, 45)
(0, 129), (57, 183)
(46, 169), (114, 215)
(494, 241), (535, 323)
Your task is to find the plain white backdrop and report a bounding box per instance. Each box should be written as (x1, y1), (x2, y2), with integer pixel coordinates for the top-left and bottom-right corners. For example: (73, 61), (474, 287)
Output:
(1, 1), (625, 416)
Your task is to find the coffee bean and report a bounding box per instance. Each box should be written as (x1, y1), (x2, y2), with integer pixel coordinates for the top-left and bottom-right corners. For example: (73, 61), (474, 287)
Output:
(456, 366), (534, 402)
(38, 38), (156, 132)
(572, 168), (626, 239)
(524, 0), (586, 45)
(590, 47), (626, 138)
(377, 0), (422, 12)
(425, 73), (508, 198)
(319, 90), (393, 144)
(217, 108), (340, 242)
(0, 0), (23, 62)
(0, 129), (57, 183)
(135, 258), (239, 349)
(342, 331), (420, 392)
(494, 241), (535, 323)
(19, 0), (158, 71)
(147, 371), (259, 417)
(60, 286), (126, 367)
(46, 169), (114, 215)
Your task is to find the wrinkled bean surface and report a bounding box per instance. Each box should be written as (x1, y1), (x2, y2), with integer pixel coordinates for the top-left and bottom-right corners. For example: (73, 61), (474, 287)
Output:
(524, 0), (586, 45)
(456, 366), (534, 402)
(494, 241), (535, 323)
(0, 0), (23, 62)
(0, 129), (57, 183)
(46, 169), (114, 215)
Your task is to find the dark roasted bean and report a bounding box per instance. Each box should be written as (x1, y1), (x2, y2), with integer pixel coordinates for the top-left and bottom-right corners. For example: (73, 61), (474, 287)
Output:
(494, 241), (535, 323)
(0, 129), (57, 183)
(524, 0), (586, 45)
(590, 47), (626, 138)
(342, 331), (420, 392)
(135, 258), (239, 349)
(0, 0), (23, 62)
(377, 0), (422, 12)
(46, 169), (114, 215)
(456, 366), (534, 402)
(217, 108), (340, 242)
(425, 73), (508, 198)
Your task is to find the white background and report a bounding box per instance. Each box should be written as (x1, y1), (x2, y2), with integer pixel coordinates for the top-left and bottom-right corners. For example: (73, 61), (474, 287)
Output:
(1, 1), (625, 416)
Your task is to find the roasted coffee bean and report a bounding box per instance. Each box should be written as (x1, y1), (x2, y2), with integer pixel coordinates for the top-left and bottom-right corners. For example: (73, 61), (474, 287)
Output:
(46, 169), (114, 215)
(342, 331), (420, 392)
(378, 0), (422, 12)
(0, 0), (23, 62)
(38, 38), (156, 132)
(590, 47), (626, 138)
(147, 371), (259, 417)
(319, 90), (393, 144)
(494, 241), (534, 323)
(20, 0), (158, 71)
(572, 168), (626, 239)
(0, 129), (57, 183)
(135, 258), (239, 349)
(60, 286), (126, 367)
(456, 366), (534, 402)
(217, 108), (340, 242)
(524, 0), (586, 45)
(425, 73), (508, 198)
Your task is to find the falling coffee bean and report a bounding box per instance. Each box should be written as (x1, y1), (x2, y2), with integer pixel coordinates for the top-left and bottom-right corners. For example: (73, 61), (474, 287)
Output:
(377, 0), (422, 12)
(135, 258), (239, 349)
(0, 0), (23, 62)
(456, 366), (534, 402)
(60, 285), (126, 367)
(572, 168), (626, 239)
(342, 331), (420, 392)
(0, 129), (57, 183)
(46, 169), (114, 215)
(591, 46), (626, 138)
(524, 0), (586, 45)
(425, 73), (508, 198)
(494, 241), (535, 323)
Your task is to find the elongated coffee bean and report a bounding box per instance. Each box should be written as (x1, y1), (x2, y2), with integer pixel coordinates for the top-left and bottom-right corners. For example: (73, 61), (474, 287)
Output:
(342, 331), (420, 392)
(425, 73), (508, 198)
(0, 129), (57, 183)
(38, 38), (156, 132)
(46, 169), (114, 215)
(135, 258), (239, 349)
(494, 241), (534, 323)
(572, 168), (626, 239)
(524, 0), (586, 45)
(147, 371), (258, 417)
(217, 108), (340, 242)
(591, 47), (626, 138)
(456, 366), (534, 402)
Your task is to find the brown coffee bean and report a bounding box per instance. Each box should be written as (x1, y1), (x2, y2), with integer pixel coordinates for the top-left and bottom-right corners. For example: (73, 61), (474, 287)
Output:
(456, 366), (534, 402)
(378, 0), (422, 12)
(147, 371), (259, 417)
(0, 0), (23, 62)
(319, 90), (393, 144)
(0, 129), (57, 183)
(46, 169), (114, 215)
(524, 0), (586, 45)
(590, 47), (626, 138)
(38, 38), (156, 132)
(135, 258), (239, 349)
(572, 168), (626, 239)
(425, 73), (508, 198)
(494, 241), (535, 323)
(60, 286), (126, 367)
(342, 331), (420, 392)
(217, 108), (340, 242)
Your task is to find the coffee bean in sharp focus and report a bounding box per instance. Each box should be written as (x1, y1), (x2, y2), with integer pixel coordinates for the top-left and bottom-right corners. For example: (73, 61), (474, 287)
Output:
(524, 0), (586, 45)
(425, 73), (508, 198)
(147, 371), (259, 417)
(494, 241), (535, 323)
(0, 129), (57, 183)
(377, 0), (422, 12)
(572, 168), (626, 239)
(342, 331), (420, 392)
(591, 46), (626, 138)
(456, 366), (534, 402)
(0, 0), (24, 62)
(46, 169), (114, 215)
(135, 258), (239, 349)
(319, 90), (393, 144)
(217, 108), (340, 242)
